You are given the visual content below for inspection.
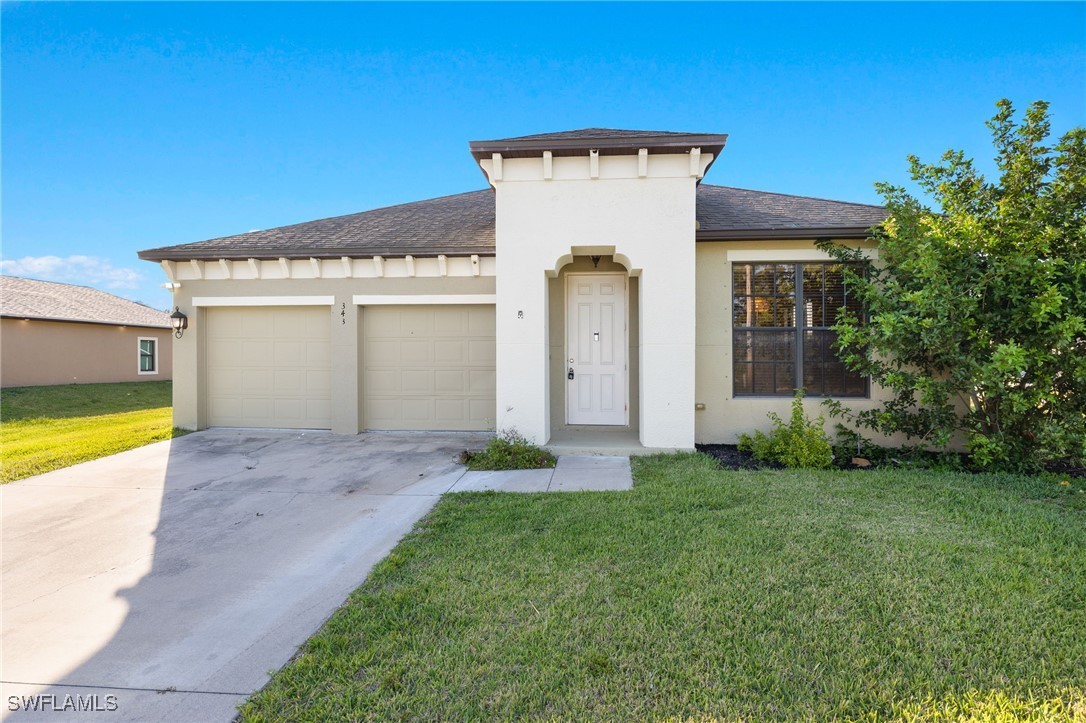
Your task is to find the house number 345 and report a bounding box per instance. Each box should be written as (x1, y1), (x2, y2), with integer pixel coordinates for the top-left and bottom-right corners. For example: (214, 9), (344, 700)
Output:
(340, 303), (346, 325)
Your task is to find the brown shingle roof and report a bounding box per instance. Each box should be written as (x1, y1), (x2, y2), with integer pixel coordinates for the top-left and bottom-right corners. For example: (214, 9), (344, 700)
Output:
(696, 185), (888, 239)
(138, 190), (496, 262)
(0, 276), (170, 328)
(137, 185), (886, 262)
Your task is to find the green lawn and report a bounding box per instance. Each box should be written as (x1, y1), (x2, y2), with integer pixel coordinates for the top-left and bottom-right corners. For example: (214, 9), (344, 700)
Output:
(0, 381), (186, 483)
(240, 454), (1086, 722)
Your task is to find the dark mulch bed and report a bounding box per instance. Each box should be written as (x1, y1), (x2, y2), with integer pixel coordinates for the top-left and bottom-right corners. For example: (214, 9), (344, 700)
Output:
(696, 444), (859, 472)
(1046, 458), (1086, 478)
(696, 443), (1086, 478)
(696, 444), (782, 471)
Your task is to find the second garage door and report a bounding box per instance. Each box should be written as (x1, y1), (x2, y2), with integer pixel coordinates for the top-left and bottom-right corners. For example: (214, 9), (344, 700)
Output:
(364, 305), (495, 431)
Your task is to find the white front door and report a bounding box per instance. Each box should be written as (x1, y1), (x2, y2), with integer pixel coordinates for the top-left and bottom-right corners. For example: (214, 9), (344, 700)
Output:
(566, 273), (627, 425)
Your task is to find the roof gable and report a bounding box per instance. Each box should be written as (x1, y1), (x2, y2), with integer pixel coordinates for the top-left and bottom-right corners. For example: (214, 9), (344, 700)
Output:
(468, 127), (728, 162)
(0, 276), (170, 328)
(480, 128), (715, 143)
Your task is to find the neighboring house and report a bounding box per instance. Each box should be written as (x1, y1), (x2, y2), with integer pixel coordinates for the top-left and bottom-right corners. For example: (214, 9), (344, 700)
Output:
(0, 276), (173, 387)
(138, 128), (887, 450)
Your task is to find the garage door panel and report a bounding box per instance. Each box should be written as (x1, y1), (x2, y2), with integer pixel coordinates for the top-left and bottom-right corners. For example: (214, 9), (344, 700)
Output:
(206, 306), (331, 430)
(206, 340), (235, 367)
(469, 369), (495, 393)
(364, 340), (398, 365)
(242, 310), (274, 337)
(306, 311), (331, 338)
(307, 342), (330, 364)
(469, 398), (494, 424)
(307, 370), (331, 394)
(435, 370), (465, 393)
(273, 370), (304, 394)
(366, 369), (399, 393)
(208, 368), (243, 395)
(243, 398), (274, 419)
(401, 370), (433, 393)
(434, 340), (466, 364)
(273, 341), (305, 364)
(469, 340), (496, 364)
(400, 341), (432, 364)
(243, 370), (273, 394)
(432, 308), (467, 334)
(365, 312), (401, 336)
(435, 399), (467, 423)
(401, 399), (431, 421)
(273, 398), (303, 420)
(209, 397), (242, 420)
(365, 398), (399, 424)
(468, 308), (496, 335)
(273, 310), (308, 336)
(364, 305), (495, 431)
(208, 310), (242, 337)
(399, 309), (432, 336)
(241, 341), (273, 366)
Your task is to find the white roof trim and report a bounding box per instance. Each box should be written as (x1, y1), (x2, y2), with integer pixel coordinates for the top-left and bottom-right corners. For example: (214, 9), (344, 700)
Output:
(352, 294), (496, 306)
(191, 296), (335, 307)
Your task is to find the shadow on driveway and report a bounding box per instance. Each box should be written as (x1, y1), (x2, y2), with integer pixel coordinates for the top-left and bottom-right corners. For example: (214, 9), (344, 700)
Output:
(1, 429), (486, 722)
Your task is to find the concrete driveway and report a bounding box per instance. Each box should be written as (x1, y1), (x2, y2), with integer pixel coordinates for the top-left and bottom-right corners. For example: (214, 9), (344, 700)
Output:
(1, 429), (488, 722)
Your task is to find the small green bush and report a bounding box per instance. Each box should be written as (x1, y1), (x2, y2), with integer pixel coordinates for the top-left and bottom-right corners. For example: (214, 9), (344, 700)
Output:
(739, 391), (834, 469)
(461, 428), (557, 471)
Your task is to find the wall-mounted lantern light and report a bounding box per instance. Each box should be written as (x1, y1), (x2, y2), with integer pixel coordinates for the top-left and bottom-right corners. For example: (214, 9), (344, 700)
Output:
(170, 307), (188, 339)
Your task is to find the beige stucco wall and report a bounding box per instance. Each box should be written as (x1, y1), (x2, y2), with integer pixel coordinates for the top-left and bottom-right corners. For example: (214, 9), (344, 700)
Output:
(483, 151), (713, 449)
(165, 273), (495, 433)
(547, 256), (640, 433)
(0, 318), (173, 387)
(694, 239), (901, 445)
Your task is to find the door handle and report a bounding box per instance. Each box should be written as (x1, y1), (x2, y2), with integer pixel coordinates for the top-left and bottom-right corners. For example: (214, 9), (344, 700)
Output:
(567, 367), (575, 381)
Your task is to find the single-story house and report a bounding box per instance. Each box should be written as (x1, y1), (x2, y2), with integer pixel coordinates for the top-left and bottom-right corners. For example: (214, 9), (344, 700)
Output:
(138, 128), (888, 451)
(0, 275), (173, 387)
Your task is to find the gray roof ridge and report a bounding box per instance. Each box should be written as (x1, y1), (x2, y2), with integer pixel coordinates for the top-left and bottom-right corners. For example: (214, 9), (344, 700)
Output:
(700, 183), (886, 210)
(2, 273), (104, 294)
(1, 274), (162, 310)
(0, 275), (170, 326)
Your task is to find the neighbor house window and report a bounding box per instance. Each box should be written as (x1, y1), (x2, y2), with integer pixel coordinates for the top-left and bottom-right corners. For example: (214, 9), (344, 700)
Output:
(138, 338), (158, 375)
(732, 262), (866, 396)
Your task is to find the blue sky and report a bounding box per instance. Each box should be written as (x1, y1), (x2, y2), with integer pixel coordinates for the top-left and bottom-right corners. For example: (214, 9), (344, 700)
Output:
(3, 2), (1084, 310)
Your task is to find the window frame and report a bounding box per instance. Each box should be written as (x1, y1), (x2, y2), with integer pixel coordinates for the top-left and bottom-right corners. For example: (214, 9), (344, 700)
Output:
(731, 261), (868, 398)
(137, 337), (158, 375)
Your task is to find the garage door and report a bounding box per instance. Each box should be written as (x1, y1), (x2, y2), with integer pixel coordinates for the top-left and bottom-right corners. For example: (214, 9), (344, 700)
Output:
(206, 306), (331, 429)
(364, 305), (495, 430)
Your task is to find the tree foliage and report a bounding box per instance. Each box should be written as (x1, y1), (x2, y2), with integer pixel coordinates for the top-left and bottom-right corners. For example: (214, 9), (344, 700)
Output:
(819, 100), (1086, 471)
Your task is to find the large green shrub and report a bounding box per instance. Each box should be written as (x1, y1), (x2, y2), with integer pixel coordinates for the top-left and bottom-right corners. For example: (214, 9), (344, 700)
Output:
(739, 391), (834, 469)
(819, 99), (1086, 471)
(461, 428), (557, 471)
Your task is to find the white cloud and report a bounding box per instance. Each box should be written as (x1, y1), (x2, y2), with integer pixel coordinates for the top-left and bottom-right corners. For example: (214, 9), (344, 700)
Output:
(0, 255), (143, 290)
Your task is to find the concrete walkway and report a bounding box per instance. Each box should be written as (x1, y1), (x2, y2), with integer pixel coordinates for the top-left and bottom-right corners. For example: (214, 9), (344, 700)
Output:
(1, 431), (631, 722)
(449, 455), (632, 493)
